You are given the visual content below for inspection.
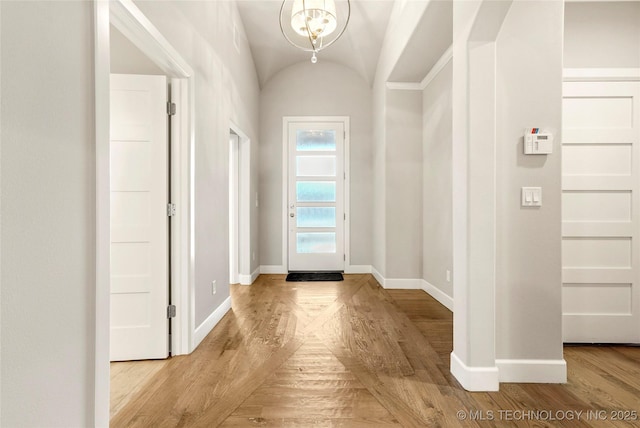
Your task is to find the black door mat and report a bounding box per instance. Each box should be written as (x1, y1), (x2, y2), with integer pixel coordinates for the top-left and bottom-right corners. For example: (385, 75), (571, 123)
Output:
(286, 272), (344, 282)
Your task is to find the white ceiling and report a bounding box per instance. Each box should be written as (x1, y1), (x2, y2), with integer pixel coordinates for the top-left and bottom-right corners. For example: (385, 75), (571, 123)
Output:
(236, 0), (395, 87)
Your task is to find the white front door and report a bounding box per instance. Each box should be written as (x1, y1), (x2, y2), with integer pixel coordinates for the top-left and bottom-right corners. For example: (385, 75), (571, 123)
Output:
(562, 80), (640, 343)
(287, 120), (345, 271)
(110, 74), (169, 360)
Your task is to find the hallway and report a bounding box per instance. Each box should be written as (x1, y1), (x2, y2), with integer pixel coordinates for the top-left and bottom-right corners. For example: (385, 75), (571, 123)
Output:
(111, 275), (640, 427)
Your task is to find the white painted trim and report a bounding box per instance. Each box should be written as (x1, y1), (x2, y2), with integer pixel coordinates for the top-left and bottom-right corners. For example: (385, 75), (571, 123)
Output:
(344, 265), (372, 274)
(386, 82), (422, 91)
(229, 132), (240, 285)
(371, 267), (385, 287)
(282, 116), (350, 273)
(95, 1), (196, 424)
(496, 359), (567, 383)
(343, 119), (352, 274)
(252, 267), (260, 283)
(169, 77), (193, 358)
(239, 267), (260, 285)
(109, 0), (192, 78)
(450, 352), (499, 391)
(281, 118), (289, 272)
(193, 297), (232, 349)
(260, 265), (287, 274)
(229, 121), (251, 276)
(384, 278), (424, 289)
(564, 68), (640, 82)
(229, 121), (252, 285)
(421, 280), (454, 312)
(420, 45), (453, 89)
(372, 272), (454, 311)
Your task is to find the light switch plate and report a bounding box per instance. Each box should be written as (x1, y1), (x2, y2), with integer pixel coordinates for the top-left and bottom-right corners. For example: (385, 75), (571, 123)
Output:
(521, 187), (542, 207)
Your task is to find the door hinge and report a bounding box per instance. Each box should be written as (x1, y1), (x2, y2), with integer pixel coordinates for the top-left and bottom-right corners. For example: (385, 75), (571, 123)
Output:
(167, 304), (177, 319)
(344, 254), (346, 261)
(344, 213), (346, 220)
(167, 101), (176, 116)
(167, 203), (176, 217)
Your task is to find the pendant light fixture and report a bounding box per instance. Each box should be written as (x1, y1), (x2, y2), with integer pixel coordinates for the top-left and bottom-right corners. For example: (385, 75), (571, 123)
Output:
(279, 0), (351, 64)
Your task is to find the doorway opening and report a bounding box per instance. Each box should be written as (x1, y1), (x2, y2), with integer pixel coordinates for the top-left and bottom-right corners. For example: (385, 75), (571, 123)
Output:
(95, 1), (195, 425)
(229, 130), (240, 284)
(229, 123), (253, 285)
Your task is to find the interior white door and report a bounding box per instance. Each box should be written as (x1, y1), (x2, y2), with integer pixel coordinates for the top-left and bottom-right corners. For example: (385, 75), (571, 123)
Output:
(562, 80), (640, 343)
(288, 121), (345, 271)
(110, 74), (169, 360)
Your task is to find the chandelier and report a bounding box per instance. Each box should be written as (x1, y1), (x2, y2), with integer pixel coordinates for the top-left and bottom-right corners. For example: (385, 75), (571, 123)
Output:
(279, 0), (351, 64)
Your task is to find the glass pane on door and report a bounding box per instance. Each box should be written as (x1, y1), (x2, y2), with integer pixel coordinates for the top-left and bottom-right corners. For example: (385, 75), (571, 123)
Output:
(296, 156), (336, 176)
(296, 130), (336, 151)
(296, 207), (336, 228)
(296, 182), (336, 202)
(297, 232), (337, 253)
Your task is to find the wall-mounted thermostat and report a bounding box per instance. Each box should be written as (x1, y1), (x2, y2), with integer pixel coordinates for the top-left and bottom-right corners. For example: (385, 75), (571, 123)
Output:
(524, 128), (553, 155)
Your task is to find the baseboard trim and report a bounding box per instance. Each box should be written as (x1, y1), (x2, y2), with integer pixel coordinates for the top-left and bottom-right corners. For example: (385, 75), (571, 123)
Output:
(450, 352), (499, 391)
(260, 265), (287, 274)
(261, 265), (372, 275)
(239, 267), (260, 285)
(496, 358), (567, 383)
(370, 271), (454, 312)
(421, 280), (454, 312)
(193, 296), (232, 349)
(344, 265), (372, 274)
(384, 278), (423, 289)
(371, 267), (385, 287)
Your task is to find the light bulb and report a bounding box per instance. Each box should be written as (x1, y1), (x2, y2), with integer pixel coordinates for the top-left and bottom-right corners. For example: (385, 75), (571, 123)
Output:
(291, 0), (337, 38)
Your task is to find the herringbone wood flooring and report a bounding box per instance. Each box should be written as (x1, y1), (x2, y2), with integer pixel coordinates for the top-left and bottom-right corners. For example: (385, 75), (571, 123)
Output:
(111, 274), (640, 427)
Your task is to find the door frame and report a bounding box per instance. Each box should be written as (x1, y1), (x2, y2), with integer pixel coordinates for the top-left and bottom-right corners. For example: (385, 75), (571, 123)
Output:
(282, 116), (350, 272)
(229, 130), (240, 285)
(229, 122), (253, 285)
(94, 0), (195, 425)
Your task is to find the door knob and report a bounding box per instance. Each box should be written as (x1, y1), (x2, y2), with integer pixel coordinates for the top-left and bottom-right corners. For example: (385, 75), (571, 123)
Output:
(290, 213), (295, 217)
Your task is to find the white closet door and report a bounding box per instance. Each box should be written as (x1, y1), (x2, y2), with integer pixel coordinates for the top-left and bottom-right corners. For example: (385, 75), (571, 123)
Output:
(562, 81), (640, 343)
(110, 74), (169, 360)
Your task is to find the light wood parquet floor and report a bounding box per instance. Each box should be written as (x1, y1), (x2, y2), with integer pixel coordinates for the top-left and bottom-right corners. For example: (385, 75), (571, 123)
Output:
(111, 274), (640, 427)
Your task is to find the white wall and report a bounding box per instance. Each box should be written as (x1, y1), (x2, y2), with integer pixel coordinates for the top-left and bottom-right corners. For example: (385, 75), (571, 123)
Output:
(1, 3), (3, 421)
(372, 72), (387, 277)
(258, 61), (373, 268)
(1, 1), (261, 424)
(564, 1), (640, 68)
(385, 89), (423, 279)
(134, 1), (260, 326)
(1, 2), (95, 426)
(422, 61), (453, 297)
(110, 25), (164, 75)
(495, 1), (564, 362)
(371, 0), (430, 279)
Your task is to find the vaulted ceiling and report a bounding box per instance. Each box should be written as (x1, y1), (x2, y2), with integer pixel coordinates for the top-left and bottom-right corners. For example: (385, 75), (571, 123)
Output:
(236, 0), (395, 87)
